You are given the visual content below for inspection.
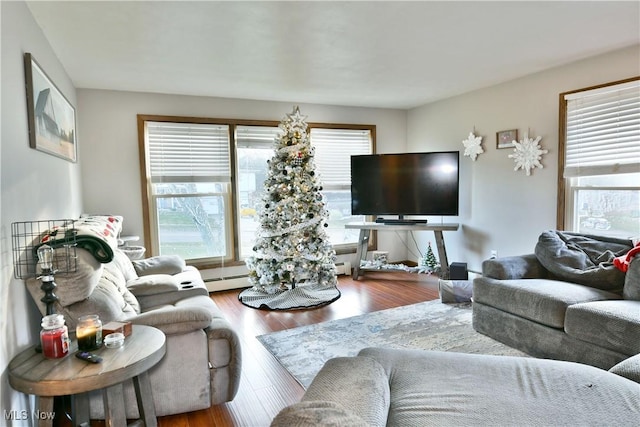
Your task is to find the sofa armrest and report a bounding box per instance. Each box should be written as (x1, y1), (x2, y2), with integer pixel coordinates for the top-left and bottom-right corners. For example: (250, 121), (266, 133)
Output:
(300, 356), (390, 427)
(132, 255), (186, 276)
(130, 305), (213, 335)
(482, 254), (548, 280)
(609, 353), (640, 384)
(205, 318), (243, 401)
(271, 401), (368, 427)
(126, 274), (180, 296)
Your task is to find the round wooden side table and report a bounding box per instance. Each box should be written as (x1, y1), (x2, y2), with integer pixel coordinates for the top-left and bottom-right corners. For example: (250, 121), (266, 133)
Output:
(9, 324), (166, 427)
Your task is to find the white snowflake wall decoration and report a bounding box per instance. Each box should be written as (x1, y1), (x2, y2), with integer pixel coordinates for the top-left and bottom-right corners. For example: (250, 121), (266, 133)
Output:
(462, 132), (484, 161)
(508, 133), (548, 176)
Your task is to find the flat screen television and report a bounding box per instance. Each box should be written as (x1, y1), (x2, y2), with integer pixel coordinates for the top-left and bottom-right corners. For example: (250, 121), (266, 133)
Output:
(351, 151), (459, 222)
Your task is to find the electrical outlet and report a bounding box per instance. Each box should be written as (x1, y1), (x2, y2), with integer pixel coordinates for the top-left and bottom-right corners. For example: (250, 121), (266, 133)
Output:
(490, 250), (498, 259)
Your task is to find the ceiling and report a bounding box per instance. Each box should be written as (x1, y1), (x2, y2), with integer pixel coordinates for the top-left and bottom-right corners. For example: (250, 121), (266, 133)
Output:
(27, 1), (640, 110)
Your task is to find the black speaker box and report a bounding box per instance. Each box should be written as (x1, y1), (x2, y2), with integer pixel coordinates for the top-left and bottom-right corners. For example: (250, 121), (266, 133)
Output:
(449, 262), (468, 280)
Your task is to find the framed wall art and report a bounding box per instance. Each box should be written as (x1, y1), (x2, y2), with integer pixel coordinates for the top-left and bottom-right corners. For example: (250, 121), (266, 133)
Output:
(24, 52), (77, 162)
(496, 129), (518, 149)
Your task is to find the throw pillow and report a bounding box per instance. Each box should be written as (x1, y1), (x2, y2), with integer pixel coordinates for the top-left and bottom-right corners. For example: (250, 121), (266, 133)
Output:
(534, 230), (631, 291)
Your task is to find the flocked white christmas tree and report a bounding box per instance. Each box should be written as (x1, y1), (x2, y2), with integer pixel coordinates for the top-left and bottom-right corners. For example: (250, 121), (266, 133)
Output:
(245, 106), (338, 296)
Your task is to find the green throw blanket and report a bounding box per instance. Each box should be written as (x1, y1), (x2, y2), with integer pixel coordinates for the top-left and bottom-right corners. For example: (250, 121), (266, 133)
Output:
(35, 215), (123, 263)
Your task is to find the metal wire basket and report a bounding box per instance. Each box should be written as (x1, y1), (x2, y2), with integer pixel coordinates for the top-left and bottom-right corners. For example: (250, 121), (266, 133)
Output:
(11, 219), (77, 279)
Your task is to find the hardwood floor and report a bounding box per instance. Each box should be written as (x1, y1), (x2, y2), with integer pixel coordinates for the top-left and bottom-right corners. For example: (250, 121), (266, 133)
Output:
(54, 272), (440, 427)
(159, 271), (440, 427)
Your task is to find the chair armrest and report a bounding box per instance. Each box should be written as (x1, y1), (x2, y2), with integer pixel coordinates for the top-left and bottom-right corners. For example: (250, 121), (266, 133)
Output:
(482, 254), (548, 280)
(301, 356), (390, 427)
(609, 353), (640, 384)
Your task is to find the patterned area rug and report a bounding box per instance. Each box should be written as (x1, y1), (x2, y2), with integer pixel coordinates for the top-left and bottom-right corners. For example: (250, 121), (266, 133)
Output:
(257, 300), (528, 388)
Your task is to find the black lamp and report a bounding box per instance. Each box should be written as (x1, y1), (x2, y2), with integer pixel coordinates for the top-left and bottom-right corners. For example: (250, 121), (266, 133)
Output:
(36, 244), (58, 315)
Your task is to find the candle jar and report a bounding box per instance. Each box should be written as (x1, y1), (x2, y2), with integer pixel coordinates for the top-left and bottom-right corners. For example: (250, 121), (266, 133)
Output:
(40, 314), (70, 359)
(76, 315), (103, 351)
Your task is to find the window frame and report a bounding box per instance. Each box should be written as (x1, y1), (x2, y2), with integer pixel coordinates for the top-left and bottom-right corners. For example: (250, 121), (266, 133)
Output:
(138, 115), (376, 269)
(557, 76), (640, 233)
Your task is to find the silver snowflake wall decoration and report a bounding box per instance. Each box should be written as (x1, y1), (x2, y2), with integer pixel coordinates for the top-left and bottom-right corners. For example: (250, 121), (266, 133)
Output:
(508, 133), (548, 176)
(462, 131), (484, 161)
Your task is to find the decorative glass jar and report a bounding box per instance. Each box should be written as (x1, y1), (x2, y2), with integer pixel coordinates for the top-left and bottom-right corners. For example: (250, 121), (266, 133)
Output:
(76, 314), (103, 351)
(40, 314), (70, 359)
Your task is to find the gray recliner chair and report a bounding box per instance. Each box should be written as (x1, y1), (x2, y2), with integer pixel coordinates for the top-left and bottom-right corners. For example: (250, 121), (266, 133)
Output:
(26, 243), (242, 419)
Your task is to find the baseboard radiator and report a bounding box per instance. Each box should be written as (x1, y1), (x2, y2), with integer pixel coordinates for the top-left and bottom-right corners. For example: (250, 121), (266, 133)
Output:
(204, 262), (352, 293)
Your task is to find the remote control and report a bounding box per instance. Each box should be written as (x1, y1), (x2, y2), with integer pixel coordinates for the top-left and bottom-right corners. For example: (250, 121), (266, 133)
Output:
(76, 351), (102, 363)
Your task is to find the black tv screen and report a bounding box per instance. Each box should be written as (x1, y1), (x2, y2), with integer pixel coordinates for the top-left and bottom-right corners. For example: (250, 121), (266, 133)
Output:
(351, 151), (459, 217)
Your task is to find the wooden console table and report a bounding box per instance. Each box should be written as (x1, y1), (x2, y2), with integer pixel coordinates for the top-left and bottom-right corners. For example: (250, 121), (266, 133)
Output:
(9, 325), (165, 427)
(346, 222), (460, 280)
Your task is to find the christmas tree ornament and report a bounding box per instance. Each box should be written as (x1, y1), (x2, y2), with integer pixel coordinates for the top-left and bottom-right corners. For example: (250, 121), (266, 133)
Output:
(239, 106), (340, 310)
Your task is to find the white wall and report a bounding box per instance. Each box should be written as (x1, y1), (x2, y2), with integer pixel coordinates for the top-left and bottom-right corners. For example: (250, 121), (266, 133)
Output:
(76, 90), (408, 278)
(1, 1), (82, 422)
(408, 45), (640, 273)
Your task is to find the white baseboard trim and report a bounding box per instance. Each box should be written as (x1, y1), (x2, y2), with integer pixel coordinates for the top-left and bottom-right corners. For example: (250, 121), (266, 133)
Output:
(204, 262), (352, 293)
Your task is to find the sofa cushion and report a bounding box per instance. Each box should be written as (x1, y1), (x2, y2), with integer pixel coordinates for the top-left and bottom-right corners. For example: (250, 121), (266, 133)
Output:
(112, 248), (138, 281)
(473, 277), (621, 328)
(61, 266), (141, 329)
(565, 300), (640, 355)
(50, 248), (104, 307)
(534, 231), (631, 291)
(359, 348), (640, 427)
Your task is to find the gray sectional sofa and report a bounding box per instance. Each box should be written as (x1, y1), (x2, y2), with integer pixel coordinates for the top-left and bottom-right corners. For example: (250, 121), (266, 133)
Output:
(473, 230), (640, 369)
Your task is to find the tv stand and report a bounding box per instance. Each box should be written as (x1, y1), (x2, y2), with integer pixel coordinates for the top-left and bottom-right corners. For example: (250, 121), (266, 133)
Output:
(346, 222), (460, 280)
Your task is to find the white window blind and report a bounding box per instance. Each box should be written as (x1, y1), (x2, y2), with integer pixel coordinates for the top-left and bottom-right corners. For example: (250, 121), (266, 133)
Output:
(564, 80), (640, 177)
(310, 128), (372, 187)
(147, 121), (231, 182)
(235, 125), (282, 148)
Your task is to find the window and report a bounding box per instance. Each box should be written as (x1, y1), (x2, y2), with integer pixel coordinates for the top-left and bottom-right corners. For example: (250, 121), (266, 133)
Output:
(235, 125), (282, 259)
(143, 120), (233, 262)
(139, 115), (375, 266)
(309, 127), (373, 250)
(559, 78), (640, 238)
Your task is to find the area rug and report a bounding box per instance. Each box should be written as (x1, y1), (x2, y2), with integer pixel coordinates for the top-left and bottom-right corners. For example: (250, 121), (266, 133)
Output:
(257, 300), (528, 388)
